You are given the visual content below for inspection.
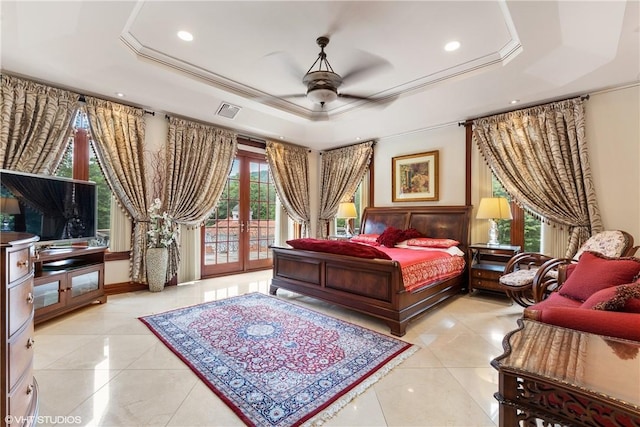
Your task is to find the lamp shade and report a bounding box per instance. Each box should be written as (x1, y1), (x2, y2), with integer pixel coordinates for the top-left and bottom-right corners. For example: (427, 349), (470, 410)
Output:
(0, 197), (20, 214)
(476, 197), (512, 220)
(336, 202), (357, 219)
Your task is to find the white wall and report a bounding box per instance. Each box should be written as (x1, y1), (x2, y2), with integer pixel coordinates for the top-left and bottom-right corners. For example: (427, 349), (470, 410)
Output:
(374, 124), (467, 206)
(585, 85), (640, 240)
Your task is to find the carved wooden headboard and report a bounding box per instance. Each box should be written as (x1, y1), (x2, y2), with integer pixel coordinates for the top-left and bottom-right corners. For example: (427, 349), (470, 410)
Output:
(360, 206), (472, 256)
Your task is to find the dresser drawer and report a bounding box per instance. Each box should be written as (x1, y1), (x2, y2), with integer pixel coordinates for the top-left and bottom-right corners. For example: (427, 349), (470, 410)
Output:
(8, 247), (31, 284)
(8, 322), (35, 391)
(471, 268), (502, 281)
(9, 278), (34, 336)
(8, 364), (36, 426)
(470, 277), (503, 291)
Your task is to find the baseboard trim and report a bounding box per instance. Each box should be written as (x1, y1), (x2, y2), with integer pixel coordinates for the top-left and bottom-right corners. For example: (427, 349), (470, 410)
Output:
(104, 281), (147, 295)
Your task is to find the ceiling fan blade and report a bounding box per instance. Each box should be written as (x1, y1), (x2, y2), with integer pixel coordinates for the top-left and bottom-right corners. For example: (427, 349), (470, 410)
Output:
(340, 50), (393, 86)
(262, 51), (305, 80)
(338, 93), (399, 109)
(338, 93), (369, 101)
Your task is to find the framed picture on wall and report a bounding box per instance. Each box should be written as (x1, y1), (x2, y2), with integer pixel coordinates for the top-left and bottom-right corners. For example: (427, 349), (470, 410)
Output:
(392, 151), (439, 202)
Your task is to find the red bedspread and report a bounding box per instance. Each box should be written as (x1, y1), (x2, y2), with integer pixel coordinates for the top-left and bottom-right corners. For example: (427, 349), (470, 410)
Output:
(378, 247), (466, 293)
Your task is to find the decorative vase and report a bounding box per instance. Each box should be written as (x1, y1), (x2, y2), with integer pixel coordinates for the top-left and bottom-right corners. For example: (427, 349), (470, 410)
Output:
(146, 247), (169, 292)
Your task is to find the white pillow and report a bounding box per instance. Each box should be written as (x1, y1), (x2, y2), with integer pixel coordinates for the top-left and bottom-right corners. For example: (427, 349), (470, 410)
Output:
(395, 242), (464, 257)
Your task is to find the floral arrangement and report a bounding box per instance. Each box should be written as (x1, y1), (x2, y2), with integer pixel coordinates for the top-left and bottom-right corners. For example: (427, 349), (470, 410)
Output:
(147, 198), (178, 248)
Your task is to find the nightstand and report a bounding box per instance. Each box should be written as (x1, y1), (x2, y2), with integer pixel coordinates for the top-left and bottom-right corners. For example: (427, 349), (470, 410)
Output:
(468, 243), (521, 294)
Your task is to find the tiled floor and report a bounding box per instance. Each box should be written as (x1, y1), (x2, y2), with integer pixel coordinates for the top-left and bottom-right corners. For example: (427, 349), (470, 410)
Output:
(34, 270), (523, 426)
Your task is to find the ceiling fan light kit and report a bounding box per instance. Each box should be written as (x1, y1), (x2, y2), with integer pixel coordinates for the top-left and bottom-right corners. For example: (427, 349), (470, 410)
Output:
(303, 36), (344, 106)
(303, 71), (341, 104)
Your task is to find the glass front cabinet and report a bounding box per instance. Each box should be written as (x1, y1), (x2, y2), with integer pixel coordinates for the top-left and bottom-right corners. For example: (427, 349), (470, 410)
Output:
(33, 247), (106, 324)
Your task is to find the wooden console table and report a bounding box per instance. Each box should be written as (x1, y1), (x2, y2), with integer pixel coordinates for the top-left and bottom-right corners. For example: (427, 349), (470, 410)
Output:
(492, 319), (640, 426)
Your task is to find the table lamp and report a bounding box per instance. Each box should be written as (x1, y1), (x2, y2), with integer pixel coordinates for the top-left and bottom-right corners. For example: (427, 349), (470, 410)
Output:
(0, 197), (20, 231)
(336, 202), (358, 236)
(476, 197), (512, 245)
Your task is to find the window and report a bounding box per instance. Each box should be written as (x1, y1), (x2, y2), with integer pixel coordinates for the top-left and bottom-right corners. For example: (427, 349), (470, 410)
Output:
(335, 172), (367, 235)
(492, 175), (541, 251)
(56, 111), (112, 245)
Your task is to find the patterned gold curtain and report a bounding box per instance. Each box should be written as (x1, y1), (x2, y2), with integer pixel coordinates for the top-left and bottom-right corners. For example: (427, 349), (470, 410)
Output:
(84, 97), (149, 282)
(473, 97), (602, 257)
(317, 141), (373, 238)
(163, 117), (238, 281)
(0, 75), (80, 173)
(265, 141), (311, 237)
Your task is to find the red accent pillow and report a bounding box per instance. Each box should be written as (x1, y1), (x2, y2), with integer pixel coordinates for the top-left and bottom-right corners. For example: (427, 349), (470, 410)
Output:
(402, 228), (423, 241)
(581, 282), (640, 313)
(350, 234), (380, 246)
(558, 251), (640, 302)
(377, 227), (405, 247)
(286, 238), (392, 260)
(405, 237), (460, 248)
(376, 227), (423, 247)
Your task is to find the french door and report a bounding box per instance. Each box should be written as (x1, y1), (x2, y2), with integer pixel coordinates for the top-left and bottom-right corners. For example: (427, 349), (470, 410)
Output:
(201, 151), (276, 277)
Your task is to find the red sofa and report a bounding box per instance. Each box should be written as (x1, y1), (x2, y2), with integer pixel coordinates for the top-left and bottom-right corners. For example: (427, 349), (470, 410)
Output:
(524, 251), (640, 341)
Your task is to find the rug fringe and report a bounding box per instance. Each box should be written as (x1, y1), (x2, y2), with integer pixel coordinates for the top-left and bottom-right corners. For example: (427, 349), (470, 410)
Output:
(303, 344), (419, 426)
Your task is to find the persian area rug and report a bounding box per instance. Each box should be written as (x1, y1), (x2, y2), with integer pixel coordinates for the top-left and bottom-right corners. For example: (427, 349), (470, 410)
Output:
(139, 292), (417, 427)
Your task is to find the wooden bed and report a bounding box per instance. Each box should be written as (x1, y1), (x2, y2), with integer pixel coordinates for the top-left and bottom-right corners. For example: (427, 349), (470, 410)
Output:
(270, 206), (472, 336)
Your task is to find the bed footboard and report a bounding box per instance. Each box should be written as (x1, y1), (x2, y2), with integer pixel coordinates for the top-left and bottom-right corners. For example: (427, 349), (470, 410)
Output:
(270, 246), (463, 336)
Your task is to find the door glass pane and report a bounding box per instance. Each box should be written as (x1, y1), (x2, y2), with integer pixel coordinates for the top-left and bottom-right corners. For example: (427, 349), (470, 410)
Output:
(34, 281), (60, 309)
(71, 271), (99, 297)
(248, 160), (276, 261)
(204, 160), (241, 266)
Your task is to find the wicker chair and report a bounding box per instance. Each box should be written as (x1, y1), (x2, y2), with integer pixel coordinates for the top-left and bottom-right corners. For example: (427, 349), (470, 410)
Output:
(499, 230), (636, 307)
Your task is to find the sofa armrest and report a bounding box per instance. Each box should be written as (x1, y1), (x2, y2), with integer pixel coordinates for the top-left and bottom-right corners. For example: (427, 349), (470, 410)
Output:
(537, 307), (640, 341)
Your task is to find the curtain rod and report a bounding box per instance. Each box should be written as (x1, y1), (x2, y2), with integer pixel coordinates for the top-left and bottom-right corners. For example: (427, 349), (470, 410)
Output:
(458, 94), (590, 127)
(320, 139), (377, 154)
(78, 94), (155, 116)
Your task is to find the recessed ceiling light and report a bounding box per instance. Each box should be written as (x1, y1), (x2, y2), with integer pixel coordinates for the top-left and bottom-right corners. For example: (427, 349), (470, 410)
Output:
(279, 136), (285, 140)
(356, 137), (362, 141)
(177, 31), (193, 42)
(444, 41), (460, 52)
(115, 92), (125, 97)
(510, 99), (520, 104)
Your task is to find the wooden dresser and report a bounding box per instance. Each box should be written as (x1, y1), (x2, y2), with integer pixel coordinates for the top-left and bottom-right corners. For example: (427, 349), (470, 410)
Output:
(1, 232), (39, 427)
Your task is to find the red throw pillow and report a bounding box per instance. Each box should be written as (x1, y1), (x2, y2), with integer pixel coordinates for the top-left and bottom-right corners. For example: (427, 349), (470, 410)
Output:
(581, 282), (640, 313)
(286, 238), (392, 260)
(377, 227), (423, 247)
(402, 228), (423, 241)
(558, 251), (640, 302)
(377, 227), (405, 247)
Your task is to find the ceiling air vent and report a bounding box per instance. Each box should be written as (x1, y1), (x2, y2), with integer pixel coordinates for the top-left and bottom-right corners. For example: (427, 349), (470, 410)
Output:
(216, 103), (241, 119)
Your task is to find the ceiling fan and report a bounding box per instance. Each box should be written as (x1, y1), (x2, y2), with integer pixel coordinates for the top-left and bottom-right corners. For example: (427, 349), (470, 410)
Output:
(285, 36), (393, 108)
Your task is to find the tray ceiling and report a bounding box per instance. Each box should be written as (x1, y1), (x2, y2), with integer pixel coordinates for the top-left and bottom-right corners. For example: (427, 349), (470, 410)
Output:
(1, 1), (638, 150)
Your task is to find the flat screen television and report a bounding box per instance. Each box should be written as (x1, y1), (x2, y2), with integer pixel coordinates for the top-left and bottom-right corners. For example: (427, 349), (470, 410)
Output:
(0, 169), (97, 246)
